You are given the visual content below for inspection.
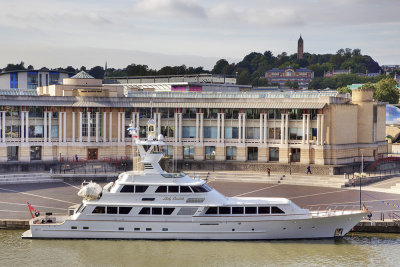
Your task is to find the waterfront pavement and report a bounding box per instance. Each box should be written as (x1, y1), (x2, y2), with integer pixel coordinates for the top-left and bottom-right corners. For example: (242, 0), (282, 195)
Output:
(1, 178), (400, 221)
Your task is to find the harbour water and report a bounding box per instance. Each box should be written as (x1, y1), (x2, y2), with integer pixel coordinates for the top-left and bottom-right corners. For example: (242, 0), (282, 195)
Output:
(1, 231), (400, 266)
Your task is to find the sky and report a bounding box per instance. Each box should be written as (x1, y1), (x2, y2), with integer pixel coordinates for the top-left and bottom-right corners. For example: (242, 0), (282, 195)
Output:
(0, 0), (399, 70)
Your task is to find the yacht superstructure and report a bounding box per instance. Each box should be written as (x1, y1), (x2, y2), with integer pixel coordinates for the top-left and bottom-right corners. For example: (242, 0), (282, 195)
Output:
(22, 120), (366, 240)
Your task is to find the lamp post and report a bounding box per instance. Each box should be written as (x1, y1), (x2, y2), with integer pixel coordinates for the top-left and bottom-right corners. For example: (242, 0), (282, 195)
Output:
(289, 152), (292, 175)
(359, 152), (364, 210)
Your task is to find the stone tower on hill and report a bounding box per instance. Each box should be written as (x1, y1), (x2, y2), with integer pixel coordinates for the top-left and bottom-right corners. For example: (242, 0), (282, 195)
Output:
(297, 35), (304, 60)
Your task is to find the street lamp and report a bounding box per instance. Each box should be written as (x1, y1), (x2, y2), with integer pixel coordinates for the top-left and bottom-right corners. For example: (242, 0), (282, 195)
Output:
(359, 152), (364, 210)
(289, 152), (292, 175)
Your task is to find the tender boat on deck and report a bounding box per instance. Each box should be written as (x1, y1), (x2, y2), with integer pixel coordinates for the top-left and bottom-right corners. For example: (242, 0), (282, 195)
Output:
(22, 120), (366, 240)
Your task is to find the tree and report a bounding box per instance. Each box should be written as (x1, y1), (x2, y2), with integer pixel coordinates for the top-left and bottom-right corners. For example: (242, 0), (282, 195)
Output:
(373, 78), (399, 104)
(4, 61), (26, 71)
(292, 81), (299, 89)
(236, 70), (250, 85)
(88, 66), (105, 79)
(337, 86), (351, 94)
(284, 80), (292, 88)
(211, 59), (229, 74)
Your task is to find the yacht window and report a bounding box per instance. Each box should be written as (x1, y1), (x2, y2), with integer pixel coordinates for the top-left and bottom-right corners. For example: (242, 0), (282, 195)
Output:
(142, 198), (155, 201)
(163, 208), (175, 215)
(77, 204), (86, 213)
(232, 207), (244, 214)
(155, 186), (167, 193)
(219, 207), (231, 214)
(177, 208), (198, 215)
(245, 207), (257, 214)
(180, 186), (192, 193)
(205, 207), (218, 214)
(92, 206), (105, 214)
(191, 186), (208, 193)
(120, 185), (135, 193)
(135, 185), (149, 193)
(258, 207), (271, 214)
(107, 206), (118, 214)
(152, 208), (162, 215)
(168, 186), (179, 193)
(202, 184), (213, 191)
(271, 206), (285, 214)
(119, 207), (132, 214)
(139, 207), (151, 215)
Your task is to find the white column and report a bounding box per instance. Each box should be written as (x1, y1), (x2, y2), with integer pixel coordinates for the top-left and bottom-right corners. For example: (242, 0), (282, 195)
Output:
(122, 112), (125, 143)
(72, 112), (75, 142)
(117, 112), (121, 143)
(259, 114), (263, 143)
(264, 113), (267, 143)
(58, 111), (62, 143)
(95, 112), (99, 143)
(179, 113), (182, 143)
(306, 114), (310, 144)
(280, 114), (284, 145)
(195, 113), (199, 143)
(174, 113), (178, 143)
(48, 112), (52, 142)
(302, 114), (306, 144)
(316, 114), (321, 146)
(43, 111), (47, 143)
(1, 112), (5, 143)
(200, 113), (204, 143)
(157, 113), (161, 135)
(109, 112), (113, 143)
(217, 113), (221, 143)
(285, 114), (289, 144)
(21, 111), (25, 143)
(87, 112), (91, 143)
(238, 113), (242, 143)
(136, 112), (139, 135)
(25, 111), (29, 143)
(221, 113), (225, 143)
(321, 114), (325, 145)
(63, 112), (66, 143)
(242, 113), (246, 143)
(103, 112), (107, 142)
(79, 112), (83, 143)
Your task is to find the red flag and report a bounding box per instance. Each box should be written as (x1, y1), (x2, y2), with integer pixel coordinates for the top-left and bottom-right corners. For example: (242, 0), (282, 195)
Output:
(27, 202), (40, 218)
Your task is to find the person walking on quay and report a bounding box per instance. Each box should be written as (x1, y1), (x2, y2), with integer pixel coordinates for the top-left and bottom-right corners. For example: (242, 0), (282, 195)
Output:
(267, 168), (271, 177)
(306, 165), (312, 175)
(75, 154), (79, 162)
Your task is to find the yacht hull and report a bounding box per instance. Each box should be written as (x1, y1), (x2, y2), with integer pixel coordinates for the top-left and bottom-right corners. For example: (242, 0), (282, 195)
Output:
(22, 212), (365, 240)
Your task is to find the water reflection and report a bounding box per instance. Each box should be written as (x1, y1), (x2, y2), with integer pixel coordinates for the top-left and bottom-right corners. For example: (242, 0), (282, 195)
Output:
(1, 231), (400, 266)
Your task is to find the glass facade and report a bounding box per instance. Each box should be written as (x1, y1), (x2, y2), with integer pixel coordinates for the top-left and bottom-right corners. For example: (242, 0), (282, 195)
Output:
(205, 146), (216, 160)
(226, 146), (237, 160)
(27, 72), (38, 89)
(386, 105), (400, 125)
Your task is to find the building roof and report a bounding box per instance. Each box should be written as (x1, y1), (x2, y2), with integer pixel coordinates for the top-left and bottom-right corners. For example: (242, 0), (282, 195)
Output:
(0, 91), (342, 109)
(71, 71), (94, 79)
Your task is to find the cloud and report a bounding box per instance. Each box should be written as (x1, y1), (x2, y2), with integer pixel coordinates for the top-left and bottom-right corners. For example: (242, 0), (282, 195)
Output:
(132, 0), (206, 19)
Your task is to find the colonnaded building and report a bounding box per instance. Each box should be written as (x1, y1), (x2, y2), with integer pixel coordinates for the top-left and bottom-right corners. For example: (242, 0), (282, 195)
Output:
(0, 71), (387, 172)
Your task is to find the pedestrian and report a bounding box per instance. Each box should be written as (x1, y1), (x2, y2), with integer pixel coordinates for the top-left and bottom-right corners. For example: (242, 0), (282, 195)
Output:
(75, 154), (79, 162)
(267, 168), (271, 177)
(306, 165), (312, 175)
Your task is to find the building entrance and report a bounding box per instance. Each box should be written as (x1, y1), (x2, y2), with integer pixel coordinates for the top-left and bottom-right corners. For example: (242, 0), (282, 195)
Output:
(88, 148), (98, 160)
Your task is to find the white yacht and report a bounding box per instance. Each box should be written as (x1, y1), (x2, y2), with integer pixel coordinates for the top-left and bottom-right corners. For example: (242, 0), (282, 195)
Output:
(22, 120), (366, 240)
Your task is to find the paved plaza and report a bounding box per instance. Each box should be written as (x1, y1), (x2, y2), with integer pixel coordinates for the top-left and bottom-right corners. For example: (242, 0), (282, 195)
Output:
(1, 179), (399, 221)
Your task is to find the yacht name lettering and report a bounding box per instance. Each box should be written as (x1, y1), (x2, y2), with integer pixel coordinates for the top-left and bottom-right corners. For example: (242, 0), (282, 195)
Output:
(162, 196), (184, 201)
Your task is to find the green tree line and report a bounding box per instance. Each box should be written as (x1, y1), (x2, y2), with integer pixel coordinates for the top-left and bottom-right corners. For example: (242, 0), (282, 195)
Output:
(0, 48), (385, 88)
